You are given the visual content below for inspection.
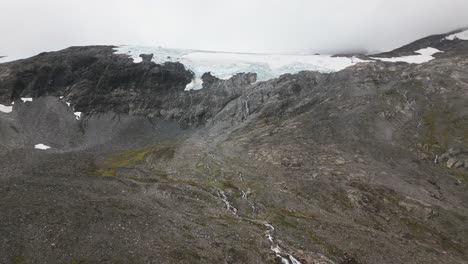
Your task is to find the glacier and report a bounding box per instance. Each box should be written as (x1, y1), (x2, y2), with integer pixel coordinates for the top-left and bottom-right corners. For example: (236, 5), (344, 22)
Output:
(114, 46), (367, 90)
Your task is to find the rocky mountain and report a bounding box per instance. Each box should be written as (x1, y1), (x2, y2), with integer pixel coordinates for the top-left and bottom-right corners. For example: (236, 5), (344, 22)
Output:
(0, 29), (468, 264)
(372, 27), (468, 58)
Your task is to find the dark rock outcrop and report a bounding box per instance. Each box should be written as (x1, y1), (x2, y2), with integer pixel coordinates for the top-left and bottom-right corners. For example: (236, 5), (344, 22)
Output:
(139, 53), (154, 62)
(0, 46), (192, 115)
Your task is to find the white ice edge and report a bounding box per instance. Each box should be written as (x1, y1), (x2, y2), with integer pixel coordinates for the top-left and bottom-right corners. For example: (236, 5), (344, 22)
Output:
(34, 144), (51, 150)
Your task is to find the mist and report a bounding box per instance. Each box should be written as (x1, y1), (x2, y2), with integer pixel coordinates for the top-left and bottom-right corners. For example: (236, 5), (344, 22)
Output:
(1, 0), (468, 59)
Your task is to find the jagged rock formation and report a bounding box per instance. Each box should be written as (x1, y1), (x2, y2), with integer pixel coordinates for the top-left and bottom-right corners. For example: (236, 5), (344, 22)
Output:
(0, 30), (468, 264)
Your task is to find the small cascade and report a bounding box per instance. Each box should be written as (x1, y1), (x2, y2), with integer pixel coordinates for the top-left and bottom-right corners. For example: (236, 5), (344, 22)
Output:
(215, 187), (301, 263)
(241, 189), (257, 215)
(264, 223), (302, 264)
(216, 189), (238, 215)
(214, 186), (326, 264)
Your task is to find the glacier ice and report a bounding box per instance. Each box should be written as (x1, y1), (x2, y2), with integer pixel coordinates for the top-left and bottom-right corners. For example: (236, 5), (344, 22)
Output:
(114, 46), (366, 90)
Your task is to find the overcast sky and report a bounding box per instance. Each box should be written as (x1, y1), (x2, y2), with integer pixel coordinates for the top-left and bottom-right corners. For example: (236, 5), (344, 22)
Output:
(1, 0), (468, 58)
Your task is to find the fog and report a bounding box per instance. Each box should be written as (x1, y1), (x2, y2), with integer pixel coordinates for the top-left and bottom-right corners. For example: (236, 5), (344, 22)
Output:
(1, 0), (468, 58)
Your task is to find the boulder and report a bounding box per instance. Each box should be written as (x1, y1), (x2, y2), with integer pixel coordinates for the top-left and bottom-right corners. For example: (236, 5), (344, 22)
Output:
(139, 53), (154, 62)
(438, 152), (450, 161)
(448, 148), (462, 156)
(447, 158), (458, 168)
(454, 160), (464, 168)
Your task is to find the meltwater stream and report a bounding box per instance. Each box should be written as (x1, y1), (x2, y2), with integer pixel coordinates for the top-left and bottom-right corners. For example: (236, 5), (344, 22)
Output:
(216, 188), (302, 264)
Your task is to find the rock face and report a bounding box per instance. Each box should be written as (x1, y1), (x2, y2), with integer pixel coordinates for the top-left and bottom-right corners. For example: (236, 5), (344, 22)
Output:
(0, 46), (259, 127)
(0, 46), (192, 115)
(0, 30), (468, 264)
(437, 149), (468, 171)
(139, 53), (154, 62)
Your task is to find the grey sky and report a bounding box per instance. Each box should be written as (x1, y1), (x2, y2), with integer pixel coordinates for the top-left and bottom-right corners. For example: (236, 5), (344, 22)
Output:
(1, 0), (468, 58)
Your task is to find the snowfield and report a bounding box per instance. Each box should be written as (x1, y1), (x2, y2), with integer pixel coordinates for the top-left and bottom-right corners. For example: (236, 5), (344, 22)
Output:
(446, 29), (468, 41)
(114, 46), (367, 90)
(371, 47), (442, 64)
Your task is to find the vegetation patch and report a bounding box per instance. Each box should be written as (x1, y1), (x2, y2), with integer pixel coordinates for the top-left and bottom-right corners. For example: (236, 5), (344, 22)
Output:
(95, 168), (117, 177)
(422, 107), (468, 152)
(103, 146), (154, 168)
(11, 256), (25, 264)
(94, 138), (184, 177)
(400, 217), (465, 254)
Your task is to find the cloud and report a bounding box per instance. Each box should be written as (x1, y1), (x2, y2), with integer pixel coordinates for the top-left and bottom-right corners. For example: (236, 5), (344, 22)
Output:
(1, 0), (468, 58)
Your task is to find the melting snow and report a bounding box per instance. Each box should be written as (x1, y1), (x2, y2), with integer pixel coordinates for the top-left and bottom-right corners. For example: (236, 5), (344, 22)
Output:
(74, 112), (82, 120)
(132, 56), (143, 63)
(21, 97), (33, 103)
(0, 104), (13, 113)
(371, 47), (442, 64)
(446, 29), (468, 41)
(114, 46), (366, 90)
(34, 144), (51, 150)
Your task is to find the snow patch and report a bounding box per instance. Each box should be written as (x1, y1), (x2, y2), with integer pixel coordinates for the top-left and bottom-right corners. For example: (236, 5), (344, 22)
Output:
(185, 78), (204, 91)
(35, 144), (51, 150)
(74, 112), (82, 120)
(132, 56), (143, 63)
(446, 30), (468, 41)
(0, 104), (13, 113)
(371, 47), (442, 64)
(21, 97), (33, 103)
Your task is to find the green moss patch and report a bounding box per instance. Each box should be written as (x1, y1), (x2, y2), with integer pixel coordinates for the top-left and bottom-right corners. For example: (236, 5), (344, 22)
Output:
(422, 107), (468, 151)
(94, 138), (183, 177)
(11, 256), (25, 264)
